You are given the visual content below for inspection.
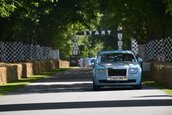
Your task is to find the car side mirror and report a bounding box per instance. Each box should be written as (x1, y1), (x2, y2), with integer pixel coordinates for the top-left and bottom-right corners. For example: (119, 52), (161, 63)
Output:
(137, 58), (143, 67)
(92, 60), (97, 68)
(137, 57), (143, 63)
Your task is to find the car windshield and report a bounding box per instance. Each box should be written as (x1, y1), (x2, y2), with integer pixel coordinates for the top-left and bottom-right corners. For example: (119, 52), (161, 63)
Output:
(100, 53), (136, 63)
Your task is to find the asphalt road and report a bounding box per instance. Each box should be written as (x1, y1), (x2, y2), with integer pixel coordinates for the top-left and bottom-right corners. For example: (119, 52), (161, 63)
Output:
(0, 68), (172, 115)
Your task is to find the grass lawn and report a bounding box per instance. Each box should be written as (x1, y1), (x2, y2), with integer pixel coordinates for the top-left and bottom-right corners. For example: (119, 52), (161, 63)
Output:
(0, 68), (69, 96)
(142, 72), (172, 96)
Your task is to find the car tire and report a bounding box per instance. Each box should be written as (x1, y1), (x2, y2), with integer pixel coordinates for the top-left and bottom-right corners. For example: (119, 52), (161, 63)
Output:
(133, 84), (142, 89)
(93, 82), (101, 91)
(93, 85), (100, 91)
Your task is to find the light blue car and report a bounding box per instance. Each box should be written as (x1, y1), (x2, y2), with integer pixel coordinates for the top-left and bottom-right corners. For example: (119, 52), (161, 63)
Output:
(93, 50), (142, 90)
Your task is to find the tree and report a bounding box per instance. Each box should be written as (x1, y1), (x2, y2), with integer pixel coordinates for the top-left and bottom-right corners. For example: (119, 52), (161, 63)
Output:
(0, 0), (100, 59)
(1, 0), (172, 59)
(99, 0), (172, 44)
(0, 0), (16, 17)
(164, 0), (172, 15)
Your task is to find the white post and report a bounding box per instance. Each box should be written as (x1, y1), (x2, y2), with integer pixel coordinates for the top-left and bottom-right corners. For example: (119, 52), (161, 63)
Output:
(73, 36), (79, 55)
(117, 26), (123, 50)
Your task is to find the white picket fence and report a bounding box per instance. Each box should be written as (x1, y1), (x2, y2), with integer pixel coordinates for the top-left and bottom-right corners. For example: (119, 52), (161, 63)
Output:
(0, 41), (59, 62)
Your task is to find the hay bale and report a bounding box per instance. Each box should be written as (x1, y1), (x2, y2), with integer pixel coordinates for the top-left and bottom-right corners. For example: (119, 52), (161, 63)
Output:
(15, 64), (23, 79)
(151, 62), (172, 88)
(58, 60), (69, 68)
(32, 61), (40, 75)
(6, 65), (18, 82)
(21, 62), (33, 77)
(0, 63), (23, 82)
(54, 60), (59, 68)
(56, 60), (60, 68)
(45, 60), (52, 71)
(0, 60), (69, 84)
(32, 61), (47, 74)
(40, 61), (46, 72)
(51, 60), (56, 70)
(37, 61), (43, 73)
(63, 61), (69, 68)
(0, 67), (7, 85)
(45, 60), (56, 71)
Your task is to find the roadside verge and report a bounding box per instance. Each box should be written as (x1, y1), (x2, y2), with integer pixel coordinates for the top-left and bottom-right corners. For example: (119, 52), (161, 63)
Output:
(0, 68), (69, 96)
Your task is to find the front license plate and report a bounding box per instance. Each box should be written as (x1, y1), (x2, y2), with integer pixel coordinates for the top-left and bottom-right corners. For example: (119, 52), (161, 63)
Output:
(107, 76), (128, 81)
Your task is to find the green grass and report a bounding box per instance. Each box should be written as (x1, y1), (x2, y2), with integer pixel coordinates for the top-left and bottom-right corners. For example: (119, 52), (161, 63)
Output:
(0, 68), (69, 96)
(142, 73), (172, 96)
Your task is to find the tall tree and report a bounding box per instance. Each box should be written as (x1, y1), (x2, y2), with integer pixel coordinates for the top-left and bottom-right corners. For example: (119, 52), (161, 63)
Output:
(99, 0), (172, 44)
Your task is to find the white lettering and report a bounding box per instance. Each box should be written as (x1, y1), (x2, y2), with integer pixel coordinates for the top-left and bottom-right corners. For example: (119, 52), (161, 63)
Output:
(117, 26), (122, 31)
(101, 30), (106, 35)
(84, 31), (87, 36)
(89, 31), (92, 36)
(118, 46), (122, 50)
(118, 33), (122, 39)
(118, 38), (122, 41)
(118, 41), (123, 46)
(107, 30), (111, 35)
(73, 43), (77, 46)
(82, 30), (113, 36)
(95, 31), (99, 35)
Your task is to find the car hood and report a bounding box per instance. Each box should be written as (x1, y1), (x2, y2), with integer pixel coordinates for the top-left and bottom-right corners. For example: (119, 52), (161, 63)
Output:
(99, 62), (138, 68)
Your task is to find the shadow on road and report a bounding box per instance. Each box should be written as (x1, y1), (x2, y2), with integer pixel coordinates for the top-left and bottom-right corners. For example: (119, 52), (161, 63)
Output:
(0, 99), (172, 112)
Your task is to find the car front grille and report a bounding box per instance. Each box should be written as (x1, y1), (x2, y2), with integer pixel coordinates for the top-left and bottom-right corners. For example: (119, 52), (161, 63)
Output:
(108, 69), (126, 76)
(99, 79), (136, 83)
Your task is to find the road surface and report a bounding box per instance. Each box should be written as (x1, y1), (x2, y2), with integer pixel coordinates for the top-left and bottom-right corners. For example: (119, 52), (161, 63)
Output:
(0, 68), (172, 115)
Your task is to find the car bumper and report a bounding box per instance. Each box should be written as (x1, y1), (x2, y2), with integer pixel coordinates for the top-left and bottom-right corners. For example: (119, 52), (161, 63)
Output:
(93, 75), (141, 87)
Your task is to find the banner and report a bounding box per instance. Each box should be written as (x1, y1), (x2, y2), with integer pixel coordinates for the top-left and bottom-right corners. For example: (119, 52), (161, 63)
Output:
(76, 30), (113, 36)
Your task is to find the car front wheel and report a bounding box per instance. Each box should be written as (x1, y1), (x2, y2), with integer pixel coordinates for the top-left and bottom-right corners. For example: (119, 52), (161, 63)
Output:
(93, 82), (101, 91)
(133, 84), (142, 89)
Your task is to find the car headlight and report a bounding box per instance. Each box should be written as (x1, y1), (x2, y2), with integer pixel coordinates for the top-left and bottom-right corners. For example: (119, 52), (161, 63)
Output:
(97, 69), (106, 72)
(129, 68), (138, 74)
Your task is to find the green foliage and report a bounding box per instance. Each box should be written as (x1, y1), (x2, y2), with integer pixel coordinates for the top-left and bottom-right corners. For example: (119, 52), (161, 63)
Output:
(77, 35), (104, 57)
(99, 0), (172, 43)
(164, 0), (172, 15)
(0, 0), (16, 17)
(0, 0), (100, 59)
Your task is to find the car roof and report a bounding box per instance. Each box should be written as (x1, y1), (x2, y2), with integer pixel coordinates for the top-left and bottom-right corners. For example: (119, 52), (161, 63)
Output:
(98, 50), (133, 55)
